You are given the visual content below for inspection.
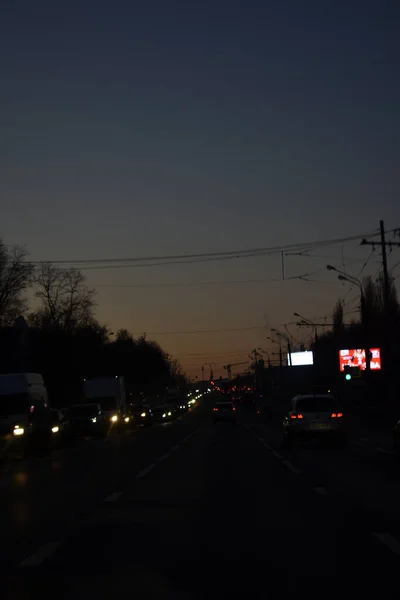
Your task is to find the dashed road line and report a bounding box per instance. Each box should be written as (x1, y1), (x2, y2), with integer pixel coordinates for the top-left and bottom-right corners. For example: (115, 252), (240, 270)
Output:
(281, 459), (302, 474)
(373, 532), (400, 556)
(263, 442), (272, 451)
(19, 542), (61, 567)
(313, 486), (329, 496)
(271, 449), (284, 460)
(104, 491), (123, 502)
(136, 464), (155, 479)
(158, 452), (170, 462)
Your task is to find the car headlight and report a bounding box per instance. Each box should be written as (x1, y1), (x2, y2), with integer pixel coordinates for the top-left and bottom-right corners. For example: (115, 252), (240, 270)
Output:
(168, 411), (172, 416)
(13, 425), (24, 436)
(124, 417), (130, 423)
(111, 415), (118, 422)
(140, 412), (146, 418)
(51, 426), (59, 434)
(162, 413), (166, 418)
(92, 417), (97, 423)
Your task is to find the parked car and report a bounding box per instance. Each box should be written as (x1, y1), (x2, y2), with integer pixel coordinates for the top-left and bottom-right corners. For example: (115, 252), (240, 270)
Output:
(69, 403), (108, 438)
(283, 394), (345, 444)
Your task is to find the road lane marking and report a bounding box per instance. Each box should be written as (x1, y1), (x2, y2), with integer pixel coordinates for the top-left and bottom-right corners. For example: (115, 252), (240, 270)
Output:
(136, 464), (155, 479)
(373, 533), (400, 556)
(313, 486), (329, 495)
(158, 452), (170, 462)
(104, 492), (123, 502)
(282, 459), (302, 474)
(263, 442), (272, 450)
(19, 542), (60, 567)
(272, 450), (284, 460)
(376, 447), (394, 456)
(171, 445), (179, 452)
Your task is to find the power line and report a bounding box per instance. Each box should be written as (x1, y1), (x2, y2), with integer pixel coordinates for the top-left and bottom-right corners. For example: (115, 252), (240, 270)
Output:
(28, 229), (383, 268)
(135, 325), (265, 336)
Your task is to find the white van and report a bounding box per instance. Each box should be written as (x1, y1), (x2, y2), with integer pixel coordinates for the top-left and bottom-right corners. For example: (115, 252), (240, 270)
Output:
(0, 373), (49, 442)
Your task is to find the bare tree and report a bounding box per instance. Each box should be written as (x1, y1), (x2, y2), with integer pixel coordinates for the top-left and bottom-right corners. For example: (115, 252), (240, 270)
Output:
(31, 263), (96, 330)
(0, 242), (34, 327)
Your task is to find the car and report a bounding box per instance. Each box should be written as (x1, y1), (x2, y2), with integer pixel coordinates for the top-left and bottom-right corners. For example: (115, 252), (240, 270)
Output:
(69, 403), (108, 438)
(128, 403), (154, 427)
(50, 409), (72, 446)
(152, 403), (177, 422)
(213, 401), (236, 424)
(283, 394), (345, 444)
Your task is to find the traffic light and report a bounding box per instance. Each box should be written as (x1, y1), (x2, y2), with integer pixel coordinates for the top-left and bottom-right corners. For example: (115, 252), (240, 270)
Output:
(343, 365), (352, 381)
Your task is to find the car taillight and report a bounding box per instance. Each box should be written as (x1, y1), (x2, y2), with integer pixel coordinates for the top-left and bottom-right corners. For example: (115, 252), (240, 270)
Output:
(290, 413), (303, 419)
(232, 407), (236, 411)
(213, 408), (218, 411)
(331, 412), (343, 418)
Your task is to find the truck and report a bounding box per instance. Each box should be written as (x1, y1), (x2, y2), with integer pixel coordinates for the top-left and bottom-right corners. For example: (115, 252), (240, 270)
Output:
(83, 376), (128, 426)
(0, 373), (52, 453)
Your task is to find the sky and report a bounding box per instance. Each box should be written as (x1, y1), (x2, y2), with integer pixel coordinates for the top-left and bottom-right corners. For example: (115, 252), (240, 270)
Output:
(1, 0), (400, 378)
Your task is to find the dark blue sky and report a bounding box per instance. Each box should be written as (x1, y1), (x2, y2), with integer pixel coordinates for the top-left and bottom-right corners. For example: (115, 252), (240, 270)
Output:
(1, 1), (399, 376)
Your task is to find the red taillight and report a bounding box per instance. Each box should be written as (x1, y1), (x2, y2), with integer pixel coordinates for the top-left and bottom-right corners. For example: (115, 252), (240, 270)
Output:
(331, 412), (343, 418)
(290, 414), (297, 419)
(337, 412), (343, 418)
(213, 408), (218, 411)
(297, 413), (304, 419)
(257, 410), (260, 414)
(232, 407), (236, 411)
(290, 413), (303, 420)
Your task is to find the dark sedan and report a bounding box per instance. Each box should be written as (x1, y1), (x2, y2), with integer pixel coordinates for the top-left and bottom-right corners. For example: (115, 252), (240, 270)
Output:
(128, 404), (154, 427)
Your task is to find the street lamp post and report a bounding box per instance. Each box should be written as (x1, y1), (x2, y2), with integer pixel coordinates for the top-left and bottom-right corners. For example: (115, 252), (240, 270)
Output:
(326, 265), (369, 371)
(271, 328), (292, 366)
(267, 336), (282, 367)
(293, 312), (318, 343)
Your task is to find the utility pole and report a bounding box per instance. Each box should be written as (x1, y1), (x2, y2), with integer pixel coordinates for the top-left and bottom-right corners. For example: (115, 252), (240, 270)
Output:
(361, 220), (400, 314)
(201, 365), (204, 381)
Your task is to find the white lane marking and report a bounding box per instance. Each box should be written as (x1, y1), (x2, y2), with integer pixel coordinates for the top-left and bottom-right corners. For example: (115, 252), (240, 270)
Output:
(158, 452), (170, 462)
(263, 442), (272, 450)
(136, 464), (155, 479)
(313, 486), (329, 496)
(376, 447), (394, 456)
(171, 445), (179, 452)
(104, 492), (123, 502)
(272, 450), (284, 460)
(19, 542), (60, 567)
(282, 459), (302, 474)
(373, 532), (400, 556)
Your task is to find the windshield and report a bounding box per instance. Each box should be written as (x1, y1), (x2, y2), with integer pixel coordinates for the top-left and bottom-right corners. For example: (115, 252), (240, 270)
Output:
(0, 393), (30, 416)
(87, 397), (117, 410)
(295, 397), (337, 413)
(70, 405), (98, 417)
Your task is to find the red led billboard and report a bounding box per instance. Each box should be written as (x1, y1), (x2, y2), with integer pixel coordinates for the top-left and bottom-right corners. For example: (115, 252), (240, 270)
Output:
(339, 348), (381, 371)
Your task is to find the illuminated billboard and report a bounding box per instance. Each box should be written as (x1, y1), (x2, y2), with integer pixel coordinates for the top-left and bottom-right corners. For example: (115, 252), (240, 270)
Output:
(339, 348), (381, 371)
(287, 351), (314, 366)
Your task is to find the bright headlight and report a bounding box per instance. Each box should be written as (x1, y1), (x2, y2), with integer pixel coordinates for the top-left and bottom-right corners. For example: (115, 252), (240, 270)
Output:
(92, 417), (97, 423)
(124, 417), (130, 423)
(162, 413), (166, 418)
(140, 412), (146, 418)
(111, 415), (118, 422)
(168, 411), (172, 416)
(13, 426), (24, 436)
(51, 426), (59, 434)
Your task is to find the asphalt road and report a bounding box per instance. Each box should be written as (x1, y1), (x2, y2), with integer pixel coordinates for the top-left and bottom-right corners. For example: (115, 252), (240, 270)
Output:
(2, 399), (400, 598)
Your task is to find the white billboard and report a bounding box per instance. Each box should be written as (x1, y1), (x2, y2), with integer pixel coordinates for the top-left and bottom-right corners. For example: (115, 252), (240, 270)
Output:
(288, 351), (314, 366)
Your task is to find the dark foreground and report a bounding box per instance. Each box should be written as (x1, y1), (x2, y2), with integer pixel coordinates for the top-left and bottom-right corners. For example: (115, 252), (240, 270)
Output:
(2, 399), (400, 599)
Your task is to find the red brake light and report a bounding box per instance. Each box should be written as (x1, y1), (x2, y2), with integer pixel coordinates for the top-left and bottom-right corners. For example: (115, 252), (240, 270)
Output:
(213, 407), (218, 411)
(297, 413), (304, 419)
(337, 412), (343, 418)
(290, 414), (297, 419)
(232, 407), (236, 411)
(331, 412), (343, 418)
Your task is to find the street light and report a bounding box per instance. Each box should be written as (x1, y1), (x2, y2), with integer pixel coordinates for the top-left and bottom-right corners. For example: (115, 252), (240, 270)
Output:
(271, 328), (292, 366)
(293, 312), (318, 342)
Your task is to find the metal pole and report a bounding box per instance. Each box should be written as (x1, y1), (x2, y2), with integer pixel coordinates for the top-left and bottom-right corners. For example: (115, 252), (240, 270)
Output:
(380, 219), (390, 315)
